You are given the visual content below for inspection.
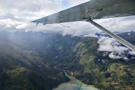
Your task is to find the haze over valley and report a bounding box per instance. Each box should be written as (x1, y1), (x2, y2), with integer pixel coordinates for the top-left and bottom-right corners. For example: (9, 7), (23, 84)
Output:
(0, 30), (135, 89)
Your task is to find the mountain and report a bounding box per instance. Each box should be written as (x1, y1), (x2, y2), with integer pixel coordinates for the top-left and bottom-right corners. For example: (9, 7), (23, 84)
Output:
(0, 31), (69, 90)
(0, 30), (135, 90)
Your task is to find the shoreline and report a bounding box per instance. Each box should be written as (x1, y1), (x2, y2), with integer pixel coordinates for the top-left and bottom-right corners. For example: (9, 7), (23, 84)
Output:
(53, 71), (99, 90)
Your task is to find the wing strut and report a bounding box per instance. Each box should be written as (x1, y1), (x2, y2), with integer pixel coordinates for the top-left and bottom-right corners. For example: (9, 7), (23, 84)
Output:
(87, 19), (135, 52)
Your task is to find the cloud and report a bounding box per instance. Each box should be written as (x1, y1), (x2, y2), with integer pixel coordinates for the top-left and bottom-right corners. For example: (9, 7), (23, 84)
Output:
(0, 0), (92, 31)
(95, 16), (135, 33)
(98, 37), (129, 53)
(0, 0), (135, 33)
(0, 0), (89, 20)
(0, 0), (135, 59)
(0, 0), (66, 24)
(15, 21), (101, 37)
(98, 36), (135, 59)
(129, 51), (135, 55)
(109, 53), (128, 60)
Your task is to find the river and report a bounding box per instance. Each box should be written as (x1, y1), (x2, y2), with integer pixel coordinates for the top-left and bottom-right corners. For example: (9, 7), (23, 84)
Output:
(53, 72), (99, 90)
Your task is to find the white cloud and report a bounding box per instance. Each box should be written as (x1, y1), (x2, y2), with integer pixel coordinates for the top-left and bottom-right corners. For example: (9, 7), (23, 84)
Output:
(109, 53), (122, 59)
(95, 16), (135, 33)
(0, 0), (89, 20)
(98, 36), (135, 60)
(0, 0), (63, 22)
(129, 51), (135, 55)
(0, 0), (135, 59)
(0, 19), (22, 27)
(98, 37), (129, 53)
(0, 0), (135, 34)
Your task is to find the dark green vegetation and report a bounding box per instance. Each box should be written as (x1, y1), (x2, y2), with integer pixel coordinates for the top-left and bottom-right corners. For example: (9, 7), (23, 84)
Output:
(0, 31), (69, 90)
(0, 31), (135, 90)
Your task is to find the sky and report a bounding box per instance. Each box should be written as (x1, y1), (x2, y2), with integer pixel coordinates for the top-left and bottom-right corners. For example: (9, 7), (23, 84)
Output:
(0, 0), (135, 58)
(0, 0), (135, 33)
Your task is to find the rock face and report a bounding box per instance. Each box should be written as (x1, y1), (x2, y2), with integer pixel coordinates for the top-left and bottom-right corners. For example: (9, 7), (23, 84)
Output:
(0, 31), (135, 90)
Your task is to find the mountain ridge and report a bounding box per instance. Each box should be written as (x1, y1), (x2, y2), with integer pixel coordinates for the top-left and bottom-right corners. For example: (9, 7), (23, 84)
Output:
(0, 30), (135, 90)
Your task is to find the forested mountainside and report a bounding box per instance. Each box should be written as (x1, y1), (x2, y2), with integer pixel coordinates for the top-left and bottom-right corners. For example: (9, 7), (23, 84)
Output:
(0, 31), (135, 90)
(0, 31), (69, 90)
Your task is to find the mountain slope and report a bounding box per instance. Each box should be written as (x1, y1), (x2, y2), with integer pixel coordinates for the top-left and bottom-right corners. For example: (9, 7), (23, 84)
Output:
(0, 31), (135, 90)
(0, 31), (68, 90)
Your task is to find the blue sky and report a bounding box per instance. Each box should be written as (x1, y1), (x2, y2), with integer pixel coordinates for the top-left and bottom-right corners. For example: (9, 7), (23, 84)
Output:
(61, 0), (70, 9)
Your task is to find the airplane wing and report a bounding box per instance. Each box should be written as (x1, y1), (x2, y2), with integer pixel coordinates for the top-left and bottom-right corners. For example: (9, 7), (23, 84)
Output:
(32, 0), (135, 24)
(32, 0), (135, 52)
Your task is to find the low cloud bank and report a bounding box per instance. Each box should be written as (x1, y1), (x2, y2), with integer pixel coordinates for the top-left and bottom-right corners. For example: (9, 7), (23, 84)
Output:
(98, 36), (135, 60)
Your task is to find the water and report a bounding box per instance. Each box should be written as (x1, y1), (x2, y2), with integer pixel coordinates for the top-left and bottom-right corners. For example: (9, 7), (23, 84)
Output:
(54, 72), (99, 90)
(54, 83), (98, 90)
